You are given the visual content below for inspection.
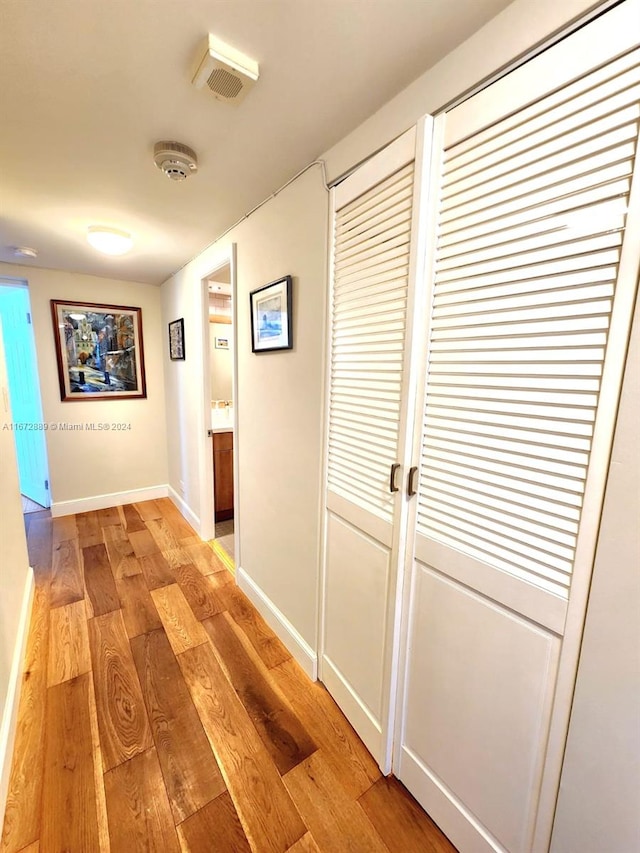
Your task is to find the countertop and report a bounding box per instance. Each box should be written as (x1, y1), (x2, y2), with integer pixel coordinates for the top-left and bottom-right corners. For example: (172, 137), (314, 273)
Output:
(210, 408), (234, 433)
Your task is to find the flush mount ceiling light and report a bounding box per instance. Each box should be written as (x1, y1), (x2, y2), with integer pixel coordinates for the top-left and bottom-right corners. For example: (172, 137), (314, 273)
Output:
(192, 34), (259, 105)
(12, 246), (38, 259)
(87, 226), (133, 255)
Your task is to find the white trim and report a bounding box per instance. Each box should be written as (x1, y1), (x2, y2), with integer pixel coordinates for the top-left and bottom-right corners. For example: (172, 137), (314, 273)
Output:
(382, 116), (434, 775)
(398, 745), (502, 853)
(229, 244), (241, 571)
(531, 60), (640, 852)
(198, 245), (237, 544)
(318, 185), (338, 687)
(334, 127), (416, 208)
(326, 492), (393, 548)
(236, 567), (318, 680)
(51, 484), (168, 517)
(314, 196), (332, 682)
(0, 567), (34, 827)
(321, 655), (382, 764)
(167, 486), (201, 534)
(393, 113), (447, 775)
(413, 541), (567, 636)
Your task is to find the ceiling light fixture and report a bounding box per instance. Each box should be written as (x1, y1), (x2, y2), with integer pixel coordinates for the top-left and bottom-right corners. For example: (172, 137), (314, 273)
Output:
(12, 246), (38, 259)
(87, 226), (133, 255)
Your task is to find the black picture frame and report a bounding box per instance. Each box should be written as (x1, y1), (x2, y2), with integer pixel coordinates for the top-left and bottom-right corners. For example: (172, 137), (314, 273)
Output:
(250, 275), (293, 353)
(50, 299), (147, 401)
(168, 317), (185, 360)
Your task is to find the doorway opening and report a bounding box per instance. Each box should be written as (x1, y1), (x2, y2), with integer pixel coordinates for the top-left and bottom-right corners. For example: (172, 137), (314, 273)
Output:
(0, 278), (51, 512)
(199, 248), (239, 573)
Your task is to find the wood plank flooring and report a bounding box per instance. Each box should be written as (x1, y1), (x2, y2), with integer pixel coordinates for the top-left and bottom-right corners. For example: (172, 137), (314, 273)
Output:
(1, 499), (458, 853)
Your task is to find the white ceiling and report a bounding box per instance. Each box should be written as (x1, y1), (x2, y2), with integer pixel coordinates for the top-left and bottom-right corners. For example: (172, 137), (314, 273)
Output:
(0, 0), (513, 285)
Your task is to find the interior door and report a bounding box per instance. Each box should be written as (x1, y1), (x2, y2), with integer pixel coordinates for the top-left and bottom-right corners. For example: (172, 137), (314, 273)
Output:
(321, 127), (425, 768)
(0, 283), (50, 508)
(396, 3), (640, 851)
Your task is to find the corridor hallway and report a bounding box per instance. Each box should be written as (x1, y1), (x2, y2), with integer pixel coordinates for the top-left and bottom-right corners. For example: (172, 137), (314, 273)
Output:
(1, 499), (456, 852)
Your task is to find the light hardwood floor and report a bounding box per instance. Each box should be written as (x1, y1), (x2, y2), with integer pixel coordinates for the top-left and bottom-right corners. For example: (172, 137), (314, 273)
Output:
(1, 499), (457, 853)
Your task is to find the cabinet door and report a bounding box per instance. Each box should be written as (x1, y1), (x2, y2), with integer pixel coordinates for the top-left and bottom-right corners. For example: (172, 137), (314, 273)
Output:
(321, 128), (426, 769)
(396, 3), (640, 851)
(213, 432), (234, 520)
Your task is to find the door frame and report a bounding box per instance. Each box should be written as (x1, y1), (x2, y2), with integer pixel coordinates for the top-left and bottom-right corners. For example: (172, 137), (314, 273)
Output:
(198, 245), (239, 565)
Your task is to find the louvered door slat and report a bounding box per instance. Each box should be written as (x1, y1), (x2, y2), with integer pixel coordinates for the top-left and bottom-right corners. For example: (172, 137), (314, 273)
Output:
(334, 259), (410, 289)
(444, 113), (638, 199)
(438, 200), (627, 260)
(438, 180), (632, 248)
(434, 267), (617, 303)
(443, 105), (639, 208)
(426, 445), (585, 492)
(425, 504), (575, 560)
(441, 172), (632, 239)
(424, 421), (590, 465)
(445, 50), (640, 165)
(417, 46), (640, 599)
(333, 275), (410, 302)
(328, 162), (414, 519)
(336, 164), (413, 226)
(425, 434), (588, 478)
(418, 483), (579, 546)
(336, 208), (413, 254)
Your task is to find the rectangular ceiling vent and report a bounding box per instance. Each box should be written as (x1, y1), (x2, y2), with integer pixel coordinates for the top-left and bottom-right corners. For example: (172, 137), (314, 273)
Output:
(192, 34), (259, 105)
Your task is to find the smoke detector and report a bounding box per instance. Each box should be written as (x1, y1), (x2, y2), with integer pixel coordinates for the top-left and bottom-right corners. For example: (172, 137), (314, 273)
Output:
(153, 141), (198, 181)
(192, 34), (259, 105)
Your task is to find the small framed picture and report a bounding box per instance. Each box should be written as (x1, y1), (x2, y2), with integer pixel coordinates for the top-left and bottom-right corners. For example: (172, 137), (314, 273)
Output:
(215, 337), (229, 350)
(250, 275), (293, 353)
(51, 299), (147, 401)
(168, 318), (185, 361)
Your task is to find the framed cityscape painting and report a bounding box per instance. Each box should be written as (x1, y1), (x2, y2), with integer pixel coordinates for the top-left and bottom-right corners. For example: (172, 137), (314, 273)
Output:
(250, 275), (293, 353)
(168, 317), (185, 361)
(51, 300), (147, 401)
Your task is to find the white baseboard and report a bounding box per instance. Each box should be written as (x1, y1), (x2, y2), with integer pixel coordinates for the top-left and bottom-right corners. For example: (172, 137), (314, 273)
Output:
(321, 654), (382, 765)
(167, 487), (201, 534)
(51, 484), (169, 517)
(0, 567), (34, 828)
(236, 567), (318, 680)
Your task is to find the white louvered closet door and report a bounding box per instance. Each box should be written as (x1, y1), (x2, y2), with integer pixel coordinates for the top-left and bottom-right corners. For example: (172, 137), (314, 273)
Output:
(397, 2), (640, 852)
(322, 128), (423, 769)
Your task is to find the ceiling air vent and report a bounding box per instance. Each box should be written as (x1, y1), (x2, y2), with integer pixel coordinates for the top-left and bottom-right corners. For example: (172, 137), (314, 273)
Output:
(192, 34), (259, 105)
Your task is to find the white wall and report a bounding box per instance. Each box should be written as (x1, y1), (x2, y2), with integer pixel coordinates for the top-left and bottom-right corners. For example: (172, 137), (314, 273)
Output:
(162, 165), (328, 660)
(551, 291), (640, 853)
(210, 322), (233, 402)
(0, 324), (32, 817)
(0, 262), (168, 514)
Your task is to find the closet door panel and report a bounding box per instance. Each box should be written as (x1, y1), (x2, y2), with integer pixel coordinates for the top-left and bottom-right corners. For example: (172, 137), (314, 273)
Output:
(397, 5), (640, 851)
(321, 128), (420, 768)
(404, 565), (559, 853)
(323, 513), (390, 748)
